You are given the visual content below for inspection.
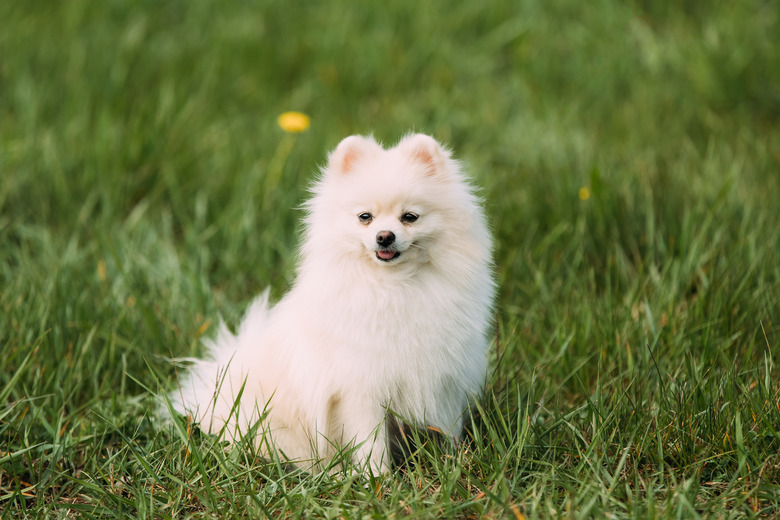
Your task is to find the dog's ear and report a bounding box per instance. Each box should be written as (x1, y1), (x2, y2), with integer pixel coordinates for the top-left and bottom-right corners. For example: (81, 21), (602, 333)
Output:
(328, 135), (383, 175)
(397, 134), (451, 178)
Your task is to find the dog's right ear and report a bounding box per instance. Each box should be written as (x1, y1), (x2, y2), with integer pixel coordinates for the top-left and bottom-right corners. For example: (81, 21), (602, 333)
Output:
(328, 135), (383, 175)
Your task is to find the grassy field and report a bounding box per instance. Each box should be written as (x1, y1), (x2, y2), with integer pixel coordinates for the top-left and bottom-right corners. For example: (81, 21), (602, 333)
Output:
(1, 0), (779, 517)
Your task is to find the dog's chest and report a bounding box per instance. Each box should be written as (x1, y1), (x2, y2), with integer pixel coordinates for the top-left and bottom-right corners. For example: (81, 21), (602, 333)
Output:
(335, 279), (470, 359)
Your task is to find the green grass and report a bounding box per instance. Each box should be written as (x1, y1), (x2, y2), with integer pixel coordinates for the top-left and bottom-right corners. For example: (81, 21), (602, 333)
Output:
(1, 0), (779, 517)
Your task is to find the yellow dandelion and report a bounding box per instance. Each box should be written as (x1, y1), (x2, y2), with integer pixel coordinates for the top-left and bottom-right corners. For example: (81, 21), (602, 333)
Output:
(277, 111), (310, 133)
(578, 187), (591, 200)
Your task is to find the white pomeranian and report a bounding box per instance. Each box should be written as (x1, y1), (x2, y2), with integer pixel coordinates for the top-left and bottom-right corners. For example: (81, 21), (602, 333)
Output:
(169, 133), (495, 473)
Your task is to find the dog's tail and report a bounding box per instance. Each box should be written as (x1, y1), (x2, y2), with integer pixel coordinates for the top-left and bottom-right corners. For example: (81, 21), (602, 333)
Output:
(236, 289), (272, 341)
(160, 290), (273, 429)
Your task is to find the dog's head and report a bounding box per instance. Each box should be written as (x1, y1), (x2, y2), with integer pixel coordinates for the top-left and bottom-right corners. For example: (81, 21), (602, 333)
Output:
(304, 134), (485, 276)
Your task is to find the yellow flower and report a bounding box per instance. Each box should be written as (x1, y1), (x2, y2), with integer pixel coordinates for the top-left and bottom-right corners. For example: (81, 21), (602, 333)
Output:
(277, 111), (310, 133)
(578, 187), (591, 200)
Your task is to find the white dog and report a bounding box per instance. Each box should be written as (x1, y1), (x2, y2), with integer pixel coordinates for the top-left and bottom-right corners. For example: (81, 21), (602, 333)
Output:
(169, 134), (495, 473)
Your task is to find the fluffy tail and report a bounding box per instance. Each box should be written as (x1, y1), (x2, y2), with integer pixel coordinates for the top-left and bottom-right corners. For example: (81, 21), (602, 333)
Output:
(161, 290), (272, 430)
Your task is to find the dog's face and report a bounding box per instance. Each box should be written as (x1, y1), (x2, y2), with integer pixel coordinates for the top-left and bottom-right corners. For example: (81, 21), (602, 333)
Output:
(305, 134), (472, 274)
(351, 197), (429, 267)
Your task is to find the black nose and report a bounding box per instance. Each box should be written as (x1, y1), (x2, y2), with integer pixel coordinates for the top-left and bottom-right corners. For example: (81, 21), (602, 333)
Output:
(376, 231), (395, 247)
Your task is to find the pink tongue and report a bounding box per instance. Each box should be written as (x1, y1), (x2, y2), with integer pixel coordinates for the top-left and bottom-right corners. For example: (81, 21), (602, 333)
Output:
(377, 250), (396, 260)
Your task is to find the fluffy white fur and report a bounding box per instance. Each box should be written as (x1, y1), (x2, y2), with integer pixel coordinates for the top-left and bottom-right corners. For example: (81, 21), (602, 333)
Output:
(169, 134), (495, 473)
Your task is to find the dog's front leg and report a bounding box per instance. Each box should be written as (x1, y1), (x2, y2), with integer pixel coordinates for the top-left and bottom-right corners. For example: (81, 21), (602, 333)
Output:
(339, 397), (389, 474)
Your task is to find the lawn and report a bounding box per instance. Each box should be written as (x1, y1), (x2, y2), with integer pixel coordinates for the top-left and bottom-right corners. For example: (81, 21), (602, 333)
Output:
(1, 0), (779, 518)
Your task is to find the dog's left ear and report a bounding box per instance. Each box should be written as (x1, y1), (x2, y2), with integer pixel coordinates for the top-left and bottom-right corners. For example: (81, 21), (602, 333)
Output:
(397, 134), (451, 178)
(328, 135), (383, 175)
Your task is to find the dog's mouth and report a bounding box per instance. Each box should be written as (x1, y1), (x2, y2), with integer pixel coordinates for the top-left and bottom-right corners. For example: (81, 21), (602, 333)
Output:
(376, 249), (400, 262)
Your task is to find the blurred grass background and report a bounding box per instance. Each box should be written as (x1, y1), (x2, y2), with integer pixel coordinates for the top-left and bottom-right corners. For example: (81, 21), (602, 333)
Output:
(1, 0), (779, 517)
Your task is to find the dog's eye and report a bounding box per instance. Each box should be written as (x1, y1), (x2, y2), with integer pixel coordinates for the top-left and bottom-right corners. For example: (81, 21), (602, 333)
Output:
(401, 212), (419, 223)
(358, 212), (373, 224)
